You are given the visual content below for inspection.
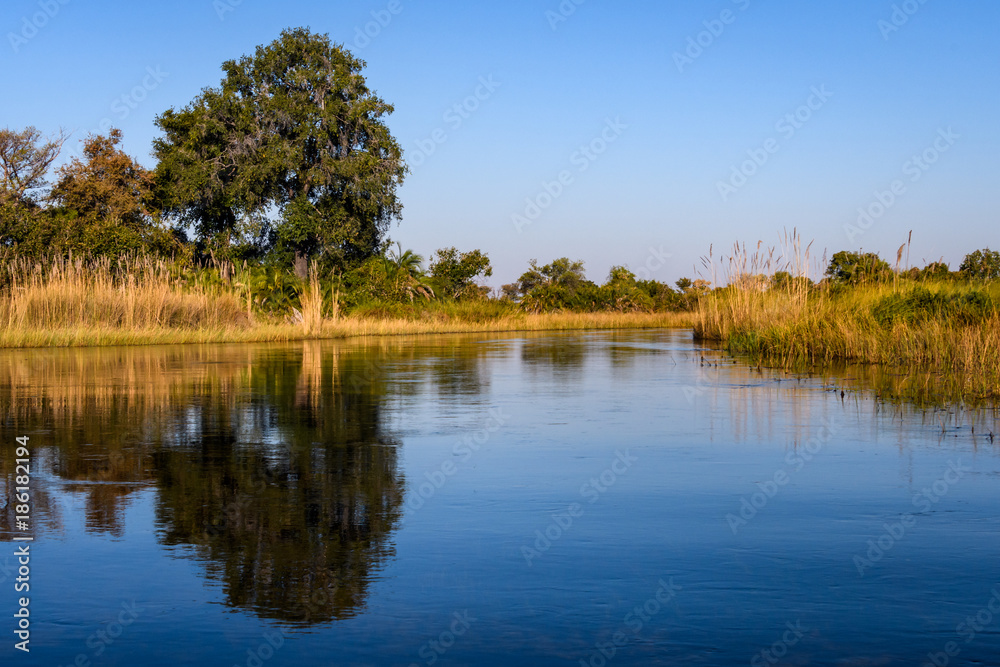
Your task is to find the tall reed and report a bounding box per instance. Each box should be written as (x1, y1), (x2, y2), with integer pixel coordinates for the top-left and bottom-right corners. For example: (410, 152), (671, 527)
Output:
(0, 255), (247, 334)
(693, 234), (1000, 398)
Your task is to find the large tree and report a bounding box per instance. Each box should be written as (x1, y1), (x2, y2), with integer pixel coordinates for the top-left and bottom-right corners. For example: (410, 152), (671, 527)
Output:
(0, 126), (66, 204)
(153, 27), (406, 266)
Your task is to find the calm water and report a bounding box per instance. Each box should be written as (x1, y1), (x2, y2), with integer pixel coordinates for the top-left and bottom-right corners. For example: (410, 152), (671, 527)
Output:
(2, 330), (1000, 666)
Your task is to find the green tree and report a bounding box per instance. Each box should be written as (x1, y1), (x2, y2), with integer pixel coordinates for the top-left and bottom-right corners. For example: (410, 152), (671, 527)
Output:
(959, 249), (1000, 281)
(514, 258), (591, 312)
(917, 261), (950, 281)
(598, 266), (653, 312)
(825, 251), (891, 284)
(429, 247), (492, 299)
(387, 244), (434, 301)
(153, 27), (406, 266)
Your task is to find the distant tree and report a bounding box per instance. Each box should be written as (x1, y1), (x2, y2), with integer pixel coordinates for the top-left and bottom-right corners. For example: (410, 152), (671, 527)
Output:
(51, 130), (175, 256)
(153, 27), (406, 266)
(959, 249), (1000, 281)
(599, 266), (653, 312)
(514, 258), (591, 312)
(636, 278), (682, 311)
(429, 247), (492, 299)
(518, 257), (587, 294)
(0, 126), (66, 204)
(675, 277), (693, 292)
(917, 261), (951, 281)
(386, 244), (434, 301)
(500, 283), (521, 301)
(825, 251), (891, 284)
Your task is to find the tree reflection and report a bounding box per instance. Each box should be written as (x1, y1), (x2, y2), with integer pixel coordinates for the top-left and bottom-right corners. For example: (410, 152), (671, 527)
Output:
(0, 342), (407, 623)
(149, 343), (405, 624)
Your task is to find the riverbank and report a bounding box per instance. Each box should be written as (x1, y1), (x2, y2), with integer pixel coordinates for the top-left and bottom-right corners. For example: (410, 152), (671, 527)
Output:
(0, 311), (694, 348)
(694, 279), (1000, 399)
(0, 254), (694, 348)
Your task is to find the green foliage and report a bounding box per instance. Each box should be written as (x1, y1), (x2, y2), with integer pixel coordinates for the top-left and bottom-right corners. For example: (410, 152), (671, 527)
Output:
(637, 278), (684, 311)
(595, 266), (654, 312)
(428, 247), (492, 299)
(153, 27), (406, 265)
(513, 258), (589, 312)
(916, 261), (951, 282)
(339, 245), (432, 309)
(826, 251), (891, 284)
(511, 259), (681, 313)
(769, 271), (812, 293)
(959, 248), (1000, 281)
(871, 287), (995, 326)
(2, 130), (177, 257)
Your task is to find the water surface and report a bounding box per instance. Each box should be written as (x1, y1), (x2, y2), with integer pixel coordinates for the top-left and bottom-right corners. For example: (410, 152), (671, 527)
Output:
(2, 330), (999, 665)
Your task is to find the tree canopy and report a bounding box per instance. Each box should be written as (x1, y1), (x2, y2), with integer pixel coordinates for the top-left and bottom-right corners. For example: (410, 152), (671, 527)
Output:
(959, 248), (1000, 281)
(429, 247), (492, 299)
(825, 251), (891, 284)
(0, 126), (66, 205)
(51, 130), (175, 256)
(153, 27), (406, 264)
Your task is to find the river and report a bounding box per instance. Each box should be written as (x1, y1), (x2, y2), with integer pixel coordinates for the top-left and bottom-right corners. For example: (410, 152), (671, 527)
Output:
(1, 329), (999, 665)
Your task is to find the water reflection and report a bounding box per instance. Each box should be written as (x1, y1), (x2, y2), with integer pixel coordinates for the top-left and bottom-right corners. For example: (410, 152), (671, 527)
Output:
(1, 330), (998, 648)
(0, 342), (418, 623)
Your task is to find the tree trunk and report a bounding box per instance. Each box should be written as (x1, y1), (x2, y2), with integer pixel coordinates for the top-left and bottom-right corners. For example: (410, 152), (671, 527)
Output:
(293, 251), (308, 279)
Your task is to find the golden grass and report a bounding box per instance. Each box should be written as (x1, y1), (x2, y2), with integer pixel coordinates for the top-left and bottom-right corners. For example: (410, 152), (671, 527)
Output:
(0, 311), (694, 348)
(1, 255), (247, 331)
(693, 274), (1000, 398)
(0, 255), (693, 348)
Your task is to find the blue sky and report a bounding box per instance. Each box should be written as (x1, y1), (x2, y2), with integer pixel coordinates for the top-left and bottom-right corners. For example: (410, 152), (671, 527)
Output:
(3, 0), (998, 287)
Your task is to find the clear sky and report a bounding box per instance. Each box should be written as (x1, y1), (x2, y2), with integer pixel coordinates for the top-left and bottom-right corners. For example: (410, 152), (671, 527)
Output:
(3, 0), (998, 287)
